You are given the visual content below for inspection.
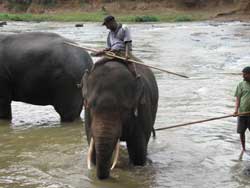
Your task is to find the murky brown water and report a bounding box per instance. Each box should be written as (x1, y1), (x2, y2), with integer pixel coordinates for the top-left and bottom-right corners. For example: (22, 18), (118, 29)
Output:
(1, 21), (250, 188)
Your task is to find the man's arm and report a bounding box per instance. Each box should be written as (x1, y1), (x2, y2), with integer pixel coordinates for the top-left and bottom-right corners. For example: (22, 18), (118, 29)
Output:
(123, 25), (132, 59)
(125, 41), (131, 59)
(92, 32), (111, 56)
(234, 97), (240, 115)
(91, 48), (110, 57)
(234, 83), (241, 115)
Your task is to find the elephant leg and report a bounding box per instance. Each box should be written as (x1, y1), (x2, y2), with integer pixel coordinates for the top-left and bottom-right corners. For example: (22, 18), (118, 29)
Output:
(127, 131), (147, 165)
(0, 98), (11, 119)
(127, 104), (154, 165)
(0, 80), (12, 119)
(54, 102), (82, 122)
(53, 94), (83, 122)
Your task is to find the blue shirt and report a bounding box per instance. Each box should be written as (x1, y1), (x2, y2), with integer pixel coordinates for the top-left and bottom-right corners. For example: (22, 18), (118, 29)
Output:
(107, 24), (132, 51)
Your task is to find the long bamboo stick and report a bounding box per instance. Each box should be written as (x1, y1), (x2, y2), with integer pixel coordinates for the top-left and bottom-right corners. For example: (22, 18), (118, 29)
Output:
(64, 42), (189, 79)
(155, 112), (250, 131)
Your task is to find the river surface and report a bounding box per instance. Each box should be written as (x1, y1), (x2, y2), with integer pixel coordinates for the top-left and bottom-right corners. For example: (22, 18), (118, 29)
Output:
(1, 21), (250, 188)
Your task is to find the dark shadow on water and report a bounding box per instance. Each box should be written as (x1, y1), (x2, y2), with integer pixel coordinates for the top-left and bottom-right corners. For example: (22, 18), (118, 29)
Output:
(243, 166), (250, 176)
(0, 120), (12, 133)
(0, 119), (11, 126)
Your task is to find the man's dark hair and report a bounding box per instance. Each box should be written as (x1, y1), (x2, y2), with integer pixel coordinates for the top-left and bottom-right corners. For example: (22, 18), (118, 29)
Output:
(242, 66), (250, 73)
(102, 15), (115, 25)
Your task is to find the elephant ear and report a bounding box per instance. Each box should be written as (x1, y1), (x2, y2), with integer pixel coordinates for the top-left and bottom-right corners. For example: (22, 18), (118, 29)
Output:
(80, 70), (89, 98)
(135, 78), (146, 105)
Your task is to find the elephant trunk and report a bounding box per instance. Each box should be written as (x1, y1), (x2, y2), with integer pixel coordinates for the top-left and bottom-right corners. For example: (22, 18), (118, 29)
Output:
(95, 138), (116, 179)
(92, 113), (121, 179)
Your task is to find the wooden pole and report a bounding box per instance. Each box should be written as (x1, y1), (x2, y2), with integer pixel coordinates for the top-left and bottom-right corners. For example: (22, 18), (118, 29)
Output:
(155, 112), (250, 131)
(64, 42), (189, 79)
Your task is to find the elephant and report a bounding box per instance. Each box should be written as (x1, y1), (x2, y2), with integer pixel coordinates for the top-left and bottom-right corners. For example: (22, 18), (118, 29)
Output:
(82, 60), (158, 179)
(0, 32), (93, 122)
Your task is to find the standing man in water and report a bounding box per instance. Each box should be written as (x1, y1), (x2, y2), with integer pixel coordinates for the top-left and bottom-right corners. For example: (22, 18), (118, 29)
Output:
(234, 66), (250, 152)
(93, 15), (140, 78)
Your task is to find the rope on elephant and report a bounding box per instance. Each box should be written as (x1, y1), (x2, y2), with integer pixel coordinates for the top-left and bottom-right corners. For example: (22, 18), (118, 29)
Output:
(155, 112), (250, 131)
(64, 42), (189, 79)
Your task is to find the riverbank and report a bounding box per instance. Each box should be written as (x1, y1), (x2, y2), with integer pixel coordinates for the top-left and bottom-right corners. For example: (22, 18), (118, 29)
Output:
(0, 0), (249, 23)
(0, 10), (249, 23)
(0, 11), (206, 23)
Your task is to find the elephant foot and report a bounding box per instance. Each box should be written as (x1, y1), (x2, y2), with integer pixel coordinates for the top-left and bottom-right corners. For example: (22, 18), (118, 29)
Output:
(129, 157), (152, 165)
(0, 115), (11, 120)
(0, 102), (12, 120)
(130, 158), (146, 166)
(56, 106), (81, 122)
(127, 134), (147, 166)
(61, 116), (78, 122)
(127, 145), (147, 166)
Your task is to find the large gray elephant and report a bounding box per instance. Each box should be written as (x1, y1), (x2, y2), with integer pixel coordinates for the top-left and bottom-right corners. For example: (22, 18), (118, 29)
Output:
(0, 32), (93, 122)
(82, 60), (158, 179)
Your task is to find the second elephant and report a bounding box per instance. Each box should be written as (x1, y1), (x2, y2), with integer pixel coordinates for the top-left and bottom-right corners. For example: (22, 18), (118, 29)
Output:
(0, 32), (93, 122)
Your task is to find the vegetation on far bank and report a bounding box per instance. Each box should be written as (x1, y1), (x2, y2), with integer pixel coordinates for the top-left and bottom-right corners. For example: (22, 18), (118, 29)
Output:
(0, 0), (249, 23)
(0, 11), (205, 23)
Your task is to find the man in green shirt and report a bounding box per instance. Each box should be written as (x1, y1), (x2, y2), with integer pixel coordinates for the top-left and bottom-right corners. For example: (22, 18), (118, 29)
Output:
(234, 66), (250, 152)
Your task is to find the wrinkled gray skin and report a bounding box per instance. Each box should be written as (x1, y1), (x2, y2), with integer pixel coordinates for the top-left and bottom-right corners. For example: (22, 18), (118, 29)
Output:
(0, 32), (93, 122)
(82, 61), (158, 179)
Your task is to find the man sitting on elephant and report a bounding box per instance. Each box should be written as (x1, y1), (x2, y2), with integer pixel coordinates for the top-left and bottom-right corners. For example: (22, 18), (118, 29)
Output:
(93, 15), (140, 78)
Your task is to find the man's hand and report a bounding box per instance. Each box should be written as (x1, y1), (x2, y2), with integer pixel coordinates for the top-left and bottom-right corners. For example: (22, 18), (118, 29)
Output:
(233, 111), (238, 117)
(125, 54), (129, 60)
(109, 49), (119, 54)
(106, 49), (118, 56)
(91, 48), (111, 57)
(103, 48), (111, 52)
(91, 50), (105, 57)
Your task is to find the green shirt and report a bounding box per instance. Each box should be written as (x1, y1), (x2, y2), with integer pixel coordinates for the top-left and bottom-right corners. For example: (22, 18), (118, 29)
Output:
(234, 81), (250, 113)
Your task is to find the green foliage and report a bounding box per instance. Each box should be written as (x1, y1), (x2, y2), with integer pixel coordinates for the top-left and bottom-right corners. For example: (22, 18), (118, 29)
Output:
(0, 13), (30, 21)
(174, 15), (193, 22)
(0, 12), (198, 22)
(0, 11), (107, 22)
(134, 15), (159, 22)
(156, 13), (197, 22)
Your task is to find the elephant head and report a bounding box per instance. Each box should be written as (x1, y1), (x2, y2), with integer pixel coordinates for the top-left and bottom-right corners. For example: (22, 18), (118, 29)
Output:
(82, 61), (146, 179)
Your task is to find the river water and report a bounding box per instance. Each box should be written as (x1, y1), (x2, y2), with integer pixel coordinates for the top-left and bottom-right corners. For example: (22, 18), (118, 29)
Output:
(1, 21), (250, 188)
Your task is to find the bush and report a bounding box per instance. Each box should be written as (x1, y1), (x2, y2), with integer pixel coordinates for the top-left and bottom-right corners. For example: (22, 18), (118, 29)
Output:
(174, 15), (193, 22)
(134, 15), (159, 22)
